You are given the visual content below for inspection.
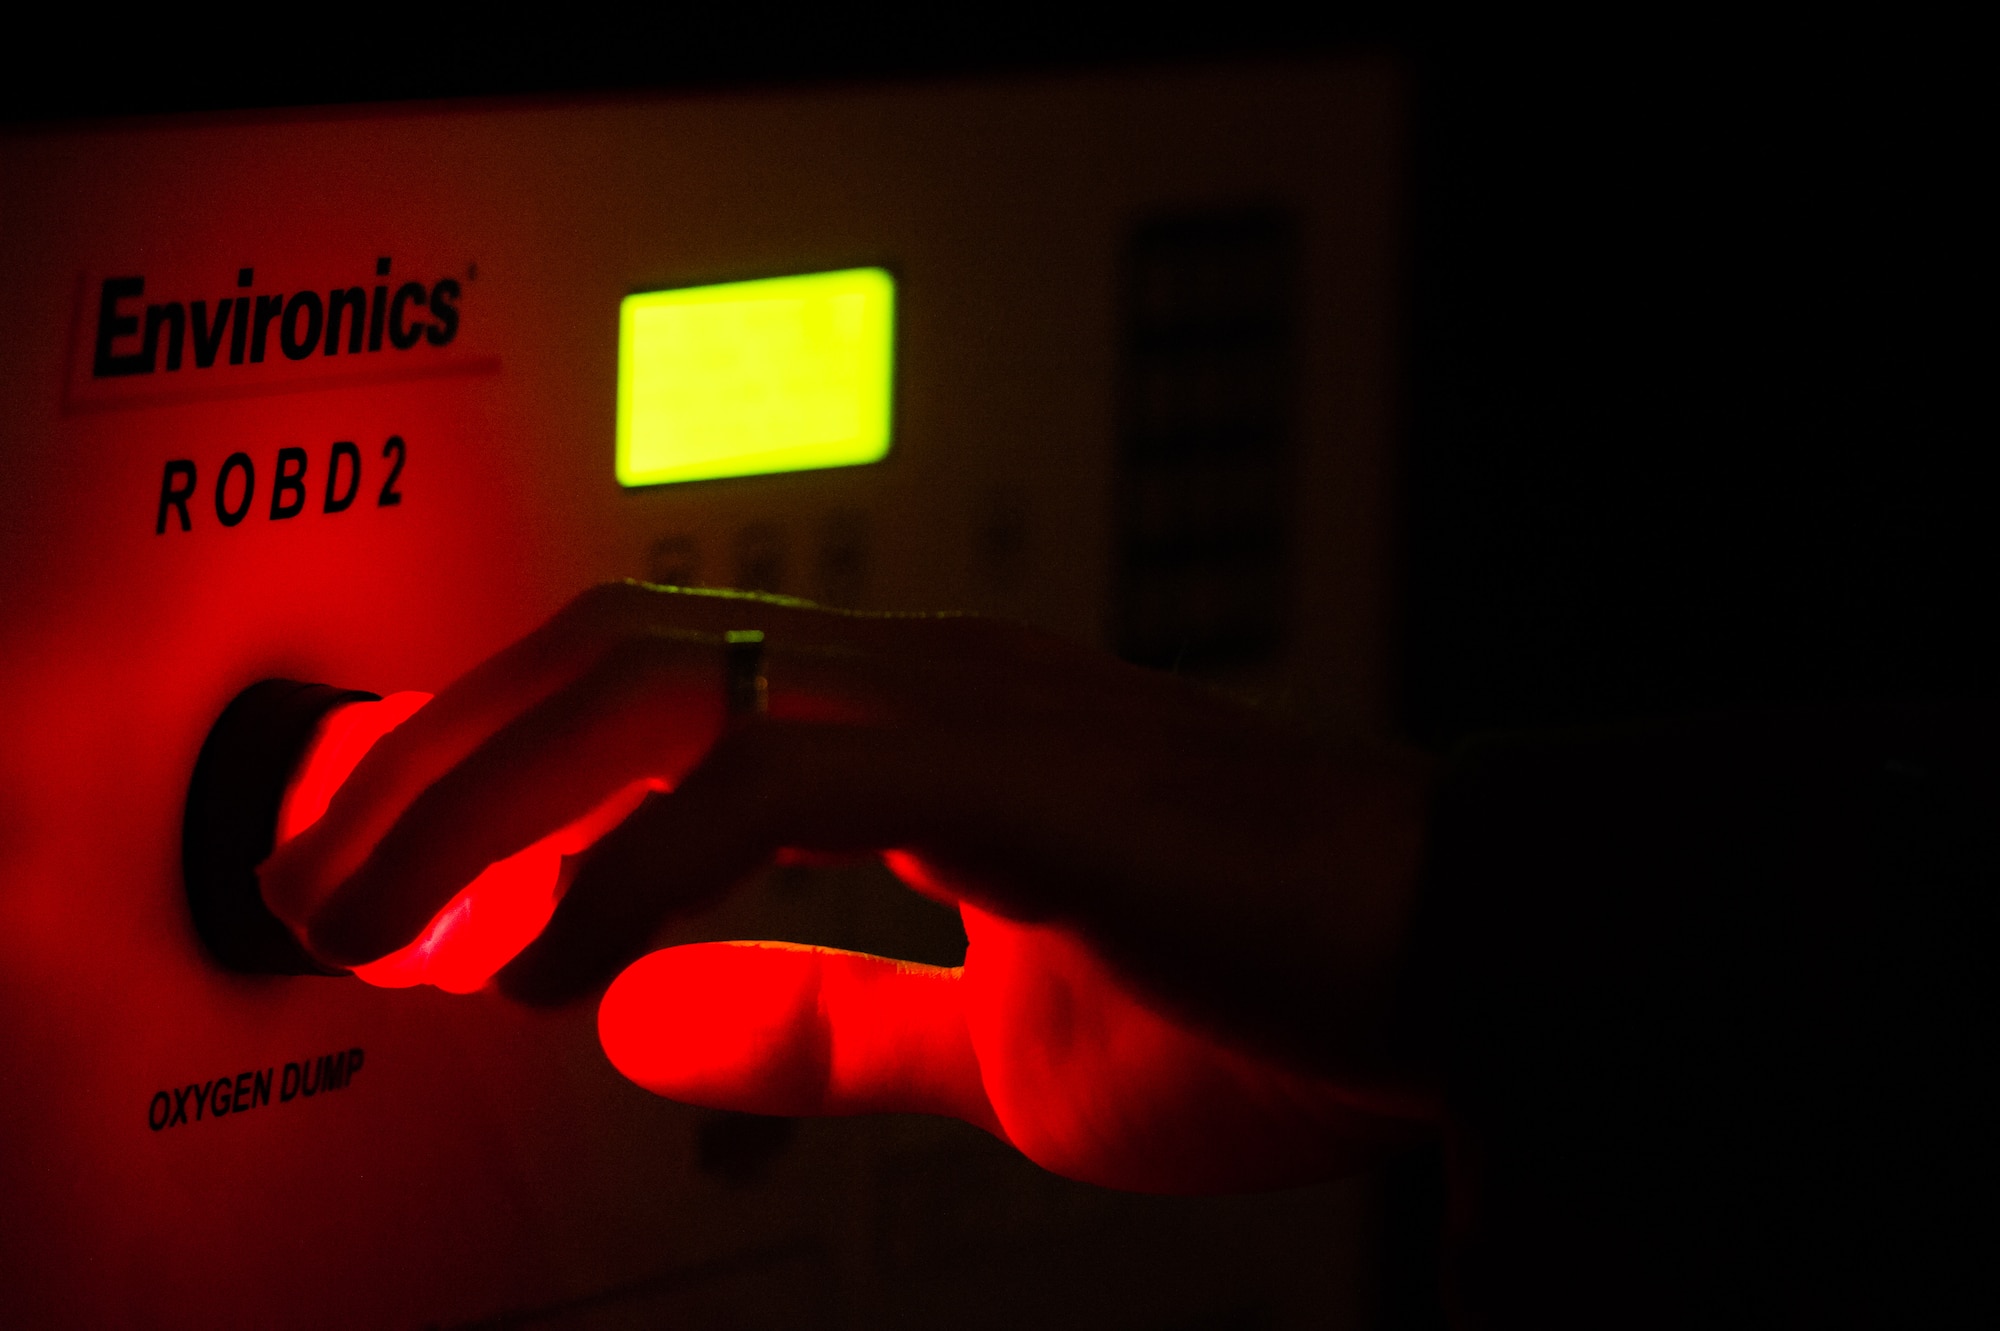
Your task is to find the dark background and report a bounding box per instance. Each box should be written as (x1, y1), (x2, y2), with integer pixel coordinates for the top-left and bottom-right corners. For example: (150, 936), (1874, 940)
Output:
(7, 16), (1981, 1329)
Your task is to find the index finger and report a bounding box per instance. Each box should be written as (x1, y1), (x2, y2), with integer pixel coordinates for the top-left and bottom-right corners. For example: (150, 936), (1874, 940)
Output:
(258, 580), (907, 932)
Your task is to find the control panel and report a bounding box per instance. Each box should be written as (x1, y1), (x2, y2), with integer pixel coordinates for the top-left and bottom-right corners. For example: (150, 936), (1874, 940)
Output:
(0, 61), (1401, 1328)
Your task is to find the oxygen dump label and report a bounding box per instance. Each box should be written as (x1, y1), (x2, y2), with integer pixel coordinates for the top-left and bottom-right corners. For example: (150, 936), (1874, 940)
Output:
(67, 256), (498, 412)
(146, 1048), (365, 1132)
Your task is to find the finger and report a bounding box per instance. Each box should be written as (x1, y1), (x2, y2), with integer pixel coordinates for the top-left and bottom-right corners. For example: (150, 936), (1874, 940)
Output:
(303, 633), (729, 966)
(495, 721), (991, 1005)
(258, 579), (920, 931)
(495, 791), (766, 1006)
(261, 583), (658, 921)
(597, 942), (1001, 1133)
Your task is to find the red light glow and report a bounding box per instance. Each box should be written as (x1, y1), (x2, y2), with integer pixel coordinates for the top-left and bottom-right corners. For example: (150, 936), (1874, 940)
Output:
(596, 899), (1393, 1194)
(272, 694), (659, 993)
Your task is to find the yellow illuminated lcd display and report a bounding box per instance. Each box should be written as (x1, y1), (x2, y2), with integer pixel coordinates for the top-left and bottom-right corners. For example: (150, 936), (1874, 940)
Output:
(616, 267), (895, 487)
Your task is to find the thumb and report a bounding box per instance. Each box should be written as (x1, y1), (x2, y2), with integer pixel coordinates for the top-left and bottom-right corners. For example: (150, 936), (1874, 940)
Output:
(597, 943), (1002, 1135)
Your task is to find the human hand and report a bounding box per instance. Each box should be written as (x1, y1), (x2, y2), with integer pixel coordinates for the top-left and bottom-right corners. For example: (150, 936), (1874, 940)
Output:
(259, 582), (1435, 1192)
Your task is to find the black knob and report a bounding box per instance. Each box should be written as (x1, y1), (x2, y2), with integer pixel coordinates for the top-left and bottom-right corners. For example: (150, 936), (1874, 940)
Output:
(183, 679), (377, 976)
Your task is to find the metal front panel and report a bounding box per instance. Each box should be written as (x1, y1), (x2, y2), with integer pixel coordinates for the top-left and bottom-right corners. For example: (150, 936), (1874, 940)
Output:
(0, 62), (1400, 1328)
